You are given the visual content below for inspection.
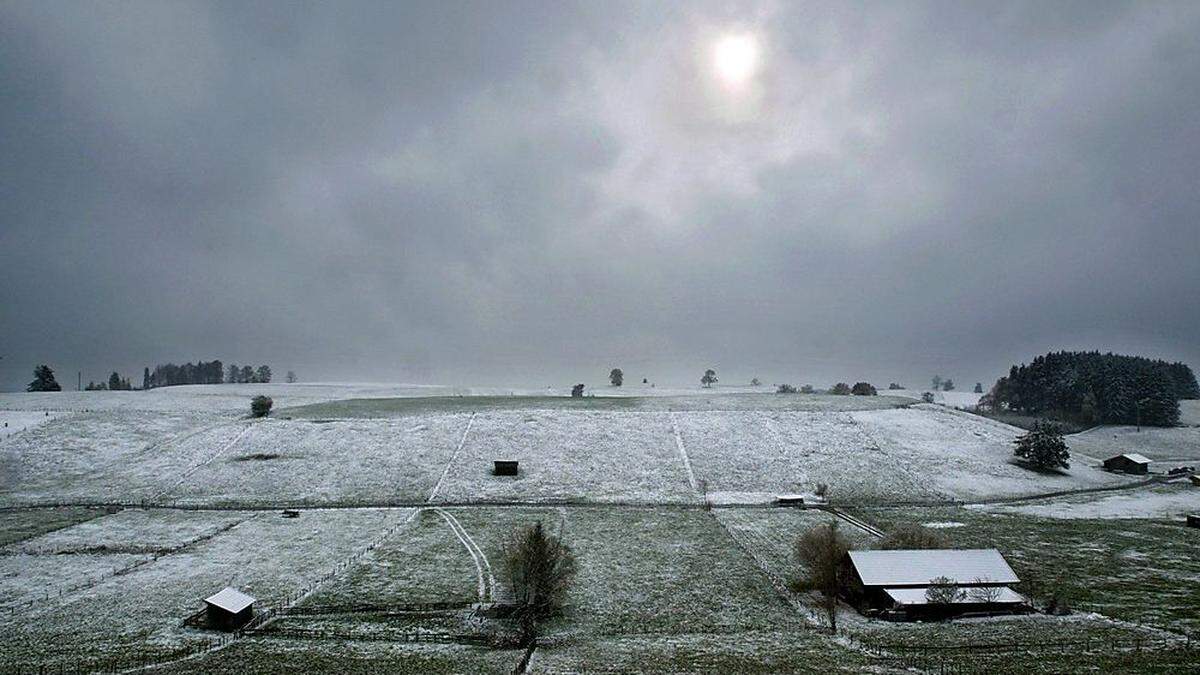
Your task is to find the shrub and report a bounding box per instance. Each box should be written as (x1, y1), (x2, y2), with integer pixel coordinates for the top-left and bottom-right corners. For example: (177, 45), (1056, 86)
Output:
(1012, 420), (1070, 470)
(250, 395), (273, 418)
(609, 368), (623, 387)
(701, 369), (718, 388)
(888, 383), (903, 390)
(776, 384), (798, 394)
(750, 377), (761, 386)
(570, 384), (585, 398)
(800, 384), (815, 394)
(921, 392), (936, 403)
(878, 523), (947, 550)
(850, 382), (877, 396)
(829, 382), (851, 395)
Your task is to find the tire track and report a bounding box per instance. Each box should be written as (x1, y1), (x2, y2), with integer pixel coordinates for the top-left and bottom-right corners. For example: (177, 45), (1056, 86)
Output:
(149, 423), (255, 502)
(427, 412), (476, 502)
(669, 412), (701, 498)
(434, 507), (496, 602)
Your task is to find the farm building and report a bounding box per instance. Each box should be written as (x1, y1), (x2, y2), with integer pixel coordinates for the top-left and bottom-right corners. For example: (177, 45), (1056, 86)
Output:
(203, 587), (256, 631)
(842, 549), (1028, 620)
(1102, 453), (1152, 475)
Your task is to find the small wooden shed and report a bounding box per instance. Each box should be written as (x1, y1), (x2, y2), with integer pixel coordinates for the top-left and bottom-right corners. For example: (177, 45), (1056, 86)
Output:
(1187, 514), (1200, 529)
(493, 460), (519, 476)
(203, 587), (256, 631)
(1102, 453), (1152, 475)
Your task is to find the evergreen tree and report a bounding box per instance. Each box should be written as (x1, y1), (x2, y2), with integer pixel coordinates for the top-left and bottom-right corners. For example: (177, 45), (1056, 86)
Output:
(27, 365), (61, 392)
(143, 367), (150, 390)
(108, 372), (122, 391)
(255, 365), (272, 384)
(973, 382), (983, 394)
(1012, 421), (1070, 471)
(942, 379), (955, 391)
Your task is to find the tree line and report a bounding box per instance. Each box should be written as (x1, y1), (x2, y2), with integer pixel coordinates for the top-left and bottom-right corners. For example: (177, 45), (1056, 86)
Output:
(143, 360), (273, 388)
(981, 351), (1198, 427)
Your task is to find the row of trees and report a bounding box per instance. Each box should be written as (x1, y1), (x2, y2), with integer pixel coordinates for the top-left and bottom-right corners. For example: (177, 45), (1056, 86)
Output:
(85, 372), (133, 390)
(981, 351), (1198, 427)
(143, 361), (274, 388)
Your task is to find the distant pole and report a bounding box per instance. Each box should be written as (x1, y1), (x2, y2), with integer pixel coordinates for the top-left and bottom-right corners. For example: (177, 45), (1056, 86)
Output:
(78, 371), (81, 391)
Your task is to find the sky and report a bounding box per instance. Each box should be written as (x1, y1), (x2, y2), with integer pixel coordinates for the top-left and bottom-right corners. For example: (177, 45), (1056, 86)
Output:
(2, 1), (1199, 392)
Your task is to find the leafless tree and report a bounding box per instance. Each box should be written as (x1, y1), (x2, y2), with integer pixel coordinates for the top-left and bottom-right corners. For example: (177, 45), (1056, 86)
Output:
(924, 576), (965, 604)
(794, 520), (850, 633)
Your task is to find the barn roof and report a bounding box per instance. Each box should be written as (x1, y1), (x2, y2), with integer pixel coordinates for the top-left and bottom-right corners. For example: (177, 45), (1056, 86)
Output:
(847, 549), (1020, 587)
(1116, 453), (1152, 464)
(884, 587), (1026, 606)
(204, 587), (256, 613)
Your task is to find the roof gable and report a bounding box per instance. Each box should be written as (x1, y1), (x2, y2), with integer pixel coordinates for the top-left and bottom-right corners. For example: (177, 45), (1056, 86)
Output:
(848, 549), (1020, 587)
(204, 587), (256, 613)
(1120, 453), (1152, 464)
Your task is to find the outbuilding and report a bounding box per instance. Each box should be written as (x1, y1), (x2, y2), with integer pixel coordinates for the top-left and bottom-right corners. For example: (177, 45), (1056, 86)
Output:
(493, 460), (519, 476)
(1102, 453), (1152, 475)
(203, 587), (256, 631)
(842, 549), (1028, 620)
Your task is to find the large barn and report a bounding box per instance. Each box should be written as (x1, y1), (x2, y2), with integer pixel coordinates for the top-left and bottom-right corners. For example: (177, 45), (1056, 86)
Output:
(842, 549), (1029, 620)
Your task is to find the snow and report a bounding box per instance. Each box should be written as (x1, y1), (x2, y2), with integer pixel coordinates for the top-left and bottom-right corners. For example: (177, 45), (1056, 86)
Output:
(1068, 424), (1200, 464)
(978, 485), (1200, 520)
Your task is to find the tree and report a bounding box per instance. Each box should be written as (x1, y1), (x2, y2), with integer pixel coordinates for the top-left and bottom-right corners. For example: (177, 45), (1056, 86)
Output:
(879, 523), (947, 550)
(931, 375), (943, 391)
(27, 365), (61, 392)
(609, 368), (623, 387)
(888, 383), (903, 390)
(974, 382), (983, 394)
(701, 369), (718, 388)
(1012, 420), (1070, 471)
(924, 576), (965, 605)
(570, 384), (585, 398)
(501, 522), (577, 643)
(800, 384), (815, 394)
(108, 372), (123, 391)
(777, 384), (798, 394)
(968, 582), (1002, 604)
(851, 382), (877, 396)
(794, 521), (849, 633)
(921, 392), (936, 403)
(829, 382), (851, 395)
(250, 395), (273, 418)
(750, 377), (761, 386)
(143, 367), (151, 390)
(240, 365), (254, 384)
(227, 364), (239, 384)
(255, 365), (272, 384)
(942, 379), (955, 391)
(286, 370), (297, 383)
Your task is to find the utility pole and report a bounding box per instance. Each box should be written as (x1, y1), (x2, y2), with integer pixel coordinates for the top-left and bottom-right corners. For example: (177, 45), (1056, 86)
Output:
(78, 371), (82, 391)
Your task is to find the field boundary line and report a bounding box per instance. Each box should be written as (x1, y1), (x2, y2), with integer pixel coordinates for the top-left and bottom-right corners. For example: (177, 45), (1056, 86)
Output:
(669, 413), (701, 499)
(428, 412), (476, 502)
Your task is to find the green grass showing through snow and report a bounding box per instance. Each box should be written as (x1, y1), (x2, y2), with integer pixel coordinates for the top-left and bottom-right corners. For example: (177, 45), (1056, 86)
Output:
(0, 506), (110, 547)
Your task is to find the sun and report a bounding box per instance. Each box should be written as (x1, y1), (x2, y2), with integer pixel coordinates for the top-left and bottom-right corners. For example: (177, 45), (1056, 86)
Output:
(713, 33), (760, 87)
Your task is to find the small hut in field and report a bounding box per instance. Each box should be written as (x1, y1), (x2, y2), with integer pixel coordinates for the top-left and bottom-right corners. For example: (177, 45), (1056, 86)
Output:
(1102, 453), (1152, 475)
(203, 587), (256, 631)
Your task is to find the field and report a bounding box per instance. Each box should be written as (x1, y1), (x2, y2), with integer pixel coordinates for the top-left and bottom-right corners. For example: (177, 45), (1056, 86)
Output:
(0, 384), (1196, 672)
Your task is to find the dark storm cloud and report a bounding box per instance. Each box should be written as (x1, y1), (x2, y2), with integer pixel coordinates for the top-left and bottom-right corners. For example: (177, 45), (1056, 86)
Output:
(2, 1), (1198, 390)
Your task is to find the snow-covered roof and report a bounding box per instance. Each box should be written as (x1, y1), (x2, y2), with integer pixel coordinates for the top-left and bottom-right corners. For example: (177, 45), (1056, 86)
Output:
(884, 586), (1026, 606)
(1116, 453), (1152, 464)
(847, 549), (1020, 587)
(203, 587), (256, 613)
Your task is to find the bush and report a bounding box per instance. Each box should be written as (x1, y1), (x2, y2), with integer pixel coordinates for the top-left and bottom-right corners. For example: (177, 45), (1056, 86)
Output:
(851, 382), (877, 396)
(921, 392), (936, 403)
(878, 523), (947, 550)
(1012, 420), (1070, 470)
(776, 384), (798, 394)
(250, 395), (273, 418)
(570, 384), (585, 398)
(800, 384), (815, 394)
(829, 383), (851, 395)
(888, 383), (903, 390)
(609, 368), (623, 387)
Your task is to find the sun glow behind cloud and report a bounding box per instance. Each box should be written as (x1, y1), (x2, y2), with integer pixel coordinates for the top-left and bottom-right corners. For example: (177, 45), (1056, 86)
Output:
(713, 33), (760, 87)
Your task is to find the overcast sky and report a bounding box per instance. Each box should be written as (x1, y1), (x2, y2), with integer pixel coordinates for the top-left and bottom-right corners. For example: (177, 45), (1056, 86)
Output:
(2, 1), (1198, 391)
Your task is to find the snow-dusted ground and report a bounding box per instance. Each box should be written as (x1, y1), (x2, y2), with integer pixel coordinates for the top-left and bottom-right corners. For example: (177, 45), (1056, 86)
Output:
(166, 416), (469, 506)
(434, 411), (697, 504)
(977, 484), (1200, 520)
(885, 388), (984, 409)
(1068, 424), (1200, 465)
(0, 409), (60, 440)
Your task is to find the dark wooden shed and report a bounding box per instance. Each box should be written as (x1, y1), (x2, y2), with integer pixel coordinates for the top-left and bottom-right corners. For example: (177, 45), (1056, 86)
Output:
(1102, 453), (1151, 475)
(493, 460), (519, 476)
(203, 587), (256, 631)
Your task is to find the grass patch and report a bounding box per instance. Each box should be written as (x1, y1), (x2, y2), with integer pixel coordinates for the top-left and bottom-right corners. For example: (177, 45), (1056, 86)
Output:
(0, 506), (112, 547)
(974, 409), (1091, 434)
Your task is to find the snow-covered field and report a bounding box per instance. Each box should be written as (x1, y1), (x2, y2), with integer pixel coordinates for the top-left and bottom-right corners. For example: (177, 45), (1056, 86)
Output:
(977, 484), (1200, 520)
(1068, 424), (1200, 466)
(0, 383), (1193, 671)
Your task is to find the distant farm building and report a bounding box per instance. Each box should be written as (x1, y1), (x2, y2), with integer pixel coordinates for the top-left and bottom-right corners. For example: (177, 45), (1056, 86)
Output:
(1187, 514), (1200, 529)
(842, 549), (1028, 620)
(1190, 474), (1200, 487)
(203, 587), (256, 631)
(1102, 453), (1152, 475)
(493, 460), (519, 476)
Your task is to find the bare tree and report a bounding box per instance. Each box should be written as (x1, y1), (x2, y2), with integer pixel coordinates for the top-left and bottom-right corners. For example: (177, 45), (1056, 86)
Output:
(968, 580), (1001, 603)
(924, 576), (965, 604)
(794, 521), (849, 633)
(501, 521), (577, 644)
